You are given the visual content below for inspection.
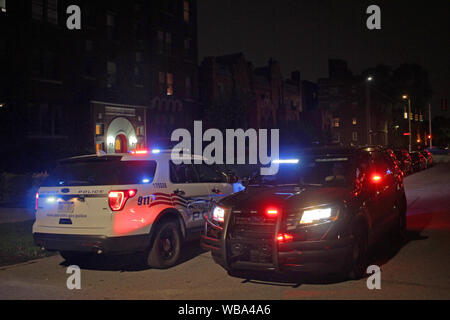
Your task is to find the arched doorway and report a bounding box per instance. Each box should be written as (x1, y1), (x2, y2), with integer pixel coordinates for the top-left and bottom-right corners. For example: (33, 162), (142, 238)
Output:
(114, 134), (128, 153)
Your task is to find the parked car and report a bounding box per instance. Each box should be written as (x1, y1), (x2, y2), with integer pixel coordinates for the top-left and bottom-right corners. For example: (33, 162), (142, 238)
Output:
(421, 150), (433, 167)
(394, 149), (413, 175)
(33, 149), (237, 268)
(384, 148), (405, 177)
(201, 146), (407, 279)
(410, 151), (427, 172)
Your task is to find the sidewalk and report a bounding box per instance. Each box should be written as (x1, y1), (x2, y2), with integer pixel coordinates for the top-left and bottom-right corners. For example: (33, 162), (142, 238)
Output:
(0, 207), (34, 224)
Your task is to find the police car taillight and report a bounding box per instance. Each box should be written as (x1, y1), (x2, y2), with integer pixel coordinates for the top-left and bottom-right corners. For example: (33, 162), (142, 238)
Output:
(108, 189), (137, 211)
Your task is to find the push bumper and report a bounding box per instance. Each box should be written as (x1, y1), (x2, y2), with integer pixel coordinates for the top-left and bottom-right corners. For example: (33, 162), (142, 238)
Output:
(33, 233), (150, 254)
(201, 228), (352, 274)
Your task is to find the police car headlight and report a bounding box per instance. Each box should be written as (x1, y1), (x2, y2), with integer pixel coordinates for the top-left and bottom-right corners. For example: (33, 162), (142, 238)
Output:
(300, 207), (338, 225)
(212, 205), (227, 223)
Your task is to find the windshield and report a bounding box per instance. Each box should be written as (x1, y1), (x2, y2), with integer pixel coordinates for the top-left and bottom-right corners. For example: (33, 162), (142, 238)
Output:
(251, 156), (354, 187)
(42, 159), (157, 186)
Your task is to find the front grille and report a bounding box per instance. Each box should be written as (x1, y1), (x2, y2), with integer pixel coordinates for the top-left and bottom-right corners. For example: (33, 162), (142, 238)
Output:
(227, 210), (277, 265)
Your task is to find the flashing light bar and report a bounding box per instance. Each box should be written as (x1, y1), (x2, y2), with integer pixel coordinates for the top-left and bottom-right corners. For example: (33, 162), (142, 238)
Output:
(151, 149), (161, 154)
(131, 149), (149, 155)
(272, 159), (299, 164)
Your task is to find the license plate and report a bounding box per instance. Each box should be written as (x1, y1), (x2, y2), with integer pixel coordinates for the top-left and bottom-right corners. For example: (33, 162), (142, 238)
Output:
(58, 202), (74, 213)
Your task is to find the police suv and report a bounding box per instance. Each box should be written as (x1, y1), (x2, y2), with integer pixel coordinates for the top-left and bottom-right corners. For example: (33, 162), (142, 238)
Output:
(33, 149), (237, 268)
(201, 147), (407, 279)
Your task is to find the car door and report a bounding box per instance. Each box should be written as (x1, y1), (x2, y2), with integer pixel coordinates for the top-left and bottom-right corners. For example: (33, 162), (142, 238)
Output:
(169, 161), (211, 231)
(193, 163), (234, 202)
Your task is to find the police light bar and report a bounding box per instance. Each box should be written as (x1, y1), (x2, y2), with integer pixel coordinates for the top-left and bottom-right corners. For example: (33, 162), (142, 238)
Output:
(272, 159), (299, 164)
(131, 149), (149, 155)
(151, 149), (161, 154)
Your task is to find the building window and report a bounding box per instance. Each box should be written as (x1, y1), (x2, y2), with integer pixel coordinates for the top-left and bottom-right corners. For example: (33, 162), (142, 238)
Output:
(352, 132), (358, 141)
(352, 117), (357, 125)
(0, 0), (6, 13)
(184, 37), (192, 56)
(96, 143), (105, 152)
(166, 73), (174, 96)
(85, 40), (93, 52)
(95, 124), (103, 136)
(183, 0), (190, 22)
(157, 31), (172, 55)
(185, 77), (192, 98)
(107, 61), (117, 88)
(333, 118), (340, 128)
(32, 0), (44, 20)
(31, 0), (57, 23)
(136, 52), (142, 62)
(46, 0), (58, 24)
(106, 12), (115, 39)
(136, 126), (144, 136)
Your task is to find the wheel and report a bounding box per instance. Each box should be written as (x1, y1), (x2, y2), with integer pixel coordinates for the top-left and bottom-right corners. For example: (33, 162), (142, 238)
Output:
(60, 251), (94, 263)
(347, 224), (368, 280)
(145, 220), (182, 269)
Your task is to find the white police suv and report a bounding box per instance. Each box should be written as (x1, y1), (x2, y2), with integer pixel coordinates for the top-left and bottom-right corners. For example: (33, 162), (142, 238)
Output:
(33, 149), (237, 268)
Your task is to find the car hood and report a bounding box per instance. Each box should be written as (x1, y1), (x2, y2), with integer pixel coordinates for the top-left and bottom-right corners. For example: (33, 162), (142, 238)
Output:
(219, 185), (352, 213)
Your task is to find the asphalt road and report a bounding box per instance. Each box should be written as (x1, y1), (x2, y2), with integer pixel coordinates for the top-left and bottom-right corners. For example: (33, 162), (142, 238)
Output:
(0, 164), (449, 300)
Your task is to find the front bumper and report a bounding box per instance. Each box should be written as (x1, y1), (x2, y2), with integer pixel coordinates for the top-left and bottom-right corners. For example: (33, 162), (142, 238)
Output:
(201, 218), (352, 274)
(33, 233), (150, 254)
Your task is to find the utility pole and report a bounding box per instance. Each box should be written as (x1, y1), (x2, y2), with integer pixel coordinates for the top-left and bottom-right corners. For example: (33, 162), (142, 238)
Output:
(403, 95), (412, 153)
(429, 103), (432, 148)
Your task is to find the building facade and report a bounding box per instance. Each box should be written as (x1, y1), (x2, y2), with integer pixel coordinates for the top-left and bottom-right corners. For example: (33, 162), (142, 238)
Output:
(0, 0), (198, 170)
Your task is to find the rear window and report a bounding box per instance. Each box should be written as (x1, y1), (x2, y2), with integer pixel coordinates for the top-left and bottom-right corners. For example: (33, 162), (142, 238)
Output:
(42, 159), (157, 186)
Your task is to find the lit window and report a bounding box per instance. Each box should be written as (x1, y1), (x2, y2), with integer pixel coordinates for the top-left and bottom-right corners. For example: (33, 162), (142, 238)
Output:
(352, 132), (358, 141)
(183, 0), (190, 22)
(0, 0), (6, 12)
(96, 143), (104, 152)
(95, 124), (103, 136)
(352, 117), (357, 125)
(333, 118), (340, 128)
(166, 73), (174, 96)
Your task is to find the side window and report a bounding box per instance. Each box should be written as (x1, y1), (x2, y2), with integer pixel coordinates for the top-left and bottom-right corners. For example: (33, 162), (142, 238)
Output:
(373, 152), (394, 174)
(193, 164), (228, 183)
(170, 161), (199, 183)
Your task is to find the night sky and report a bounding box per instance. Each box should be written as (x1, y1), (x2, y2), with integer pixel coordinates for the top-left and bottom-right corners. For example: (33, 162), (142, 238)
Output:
(198, 0), (449, 115)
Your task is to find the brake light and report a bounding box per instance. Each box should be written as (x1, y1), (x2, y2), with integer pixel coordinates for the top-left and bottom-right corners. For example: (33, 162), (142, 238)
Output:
(266, 208), (279, 217)
(35, 192), (39, 211)
(277, 233), (294, 243)
(108, 189), (137, 211)
(371, 174), (382, 183)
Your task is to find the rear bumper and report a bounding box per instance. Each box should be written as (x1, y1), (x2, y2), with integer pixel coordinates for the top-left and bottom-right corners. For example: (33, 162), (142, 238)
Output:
(33, 233), (150, 254)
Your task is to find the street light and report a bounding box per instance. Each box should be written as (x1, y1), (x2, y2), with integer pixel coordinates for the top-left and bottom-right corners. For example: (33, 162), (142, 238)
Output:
(365, 76), (373, 145)
(402, 95), (412, 153)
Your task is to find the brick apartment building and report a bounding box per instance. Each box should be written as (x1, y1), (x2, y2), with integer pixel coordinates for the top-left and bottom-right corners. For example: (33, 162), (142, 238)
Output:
(199, 53), (303, 137)
(0, 0), (198, 170)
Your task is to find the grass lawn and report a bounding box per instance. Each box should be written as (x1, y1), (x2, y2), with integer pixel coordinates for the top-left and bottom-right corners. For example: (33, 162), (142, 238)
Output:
(0, 220), (55, 267)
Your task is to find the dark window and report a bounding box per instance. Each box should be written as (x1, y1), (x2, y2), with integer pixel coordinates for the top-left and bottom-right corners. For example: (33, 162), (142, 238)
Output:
(43, 159), (157, 186)
(193, 164), (228, 183)
(170, 161), (199, 183)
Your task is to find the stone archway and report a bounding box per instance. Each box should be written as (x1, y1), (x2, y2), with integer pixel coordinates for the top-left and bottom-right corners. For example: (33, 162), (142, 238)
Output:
(106, 117), (136, 154)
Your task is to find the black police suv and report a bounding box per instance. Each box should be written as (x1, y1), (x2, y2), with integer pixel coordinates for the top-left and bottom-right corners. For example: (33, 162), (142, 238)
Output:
(201, 147), (407, 279)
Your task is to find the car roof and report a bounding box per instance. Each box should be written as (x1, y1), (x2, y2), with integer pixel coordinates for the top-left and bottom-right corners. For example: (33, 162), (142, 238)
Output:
(59, 149), (207, 163)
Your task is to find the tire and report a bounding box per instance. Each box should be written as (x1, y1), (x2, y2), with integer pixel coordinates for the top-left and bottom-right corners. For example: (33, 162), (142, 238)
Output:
(145, 220), (182, 269)
(347, 224), (369, 280)
(60, 251), (94, 263)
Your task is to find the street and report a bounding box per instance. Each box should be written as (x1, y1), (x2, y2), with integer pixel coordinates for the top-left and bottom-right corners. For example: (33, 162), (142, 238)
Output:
(0, 164), (449, 300)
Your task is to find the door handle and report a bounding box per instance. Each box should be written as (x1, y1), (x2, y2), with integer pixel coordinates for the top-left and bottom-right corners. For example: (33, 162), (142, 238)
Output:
(173, 189), (185, 196)
(211, 187), (222, 194)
